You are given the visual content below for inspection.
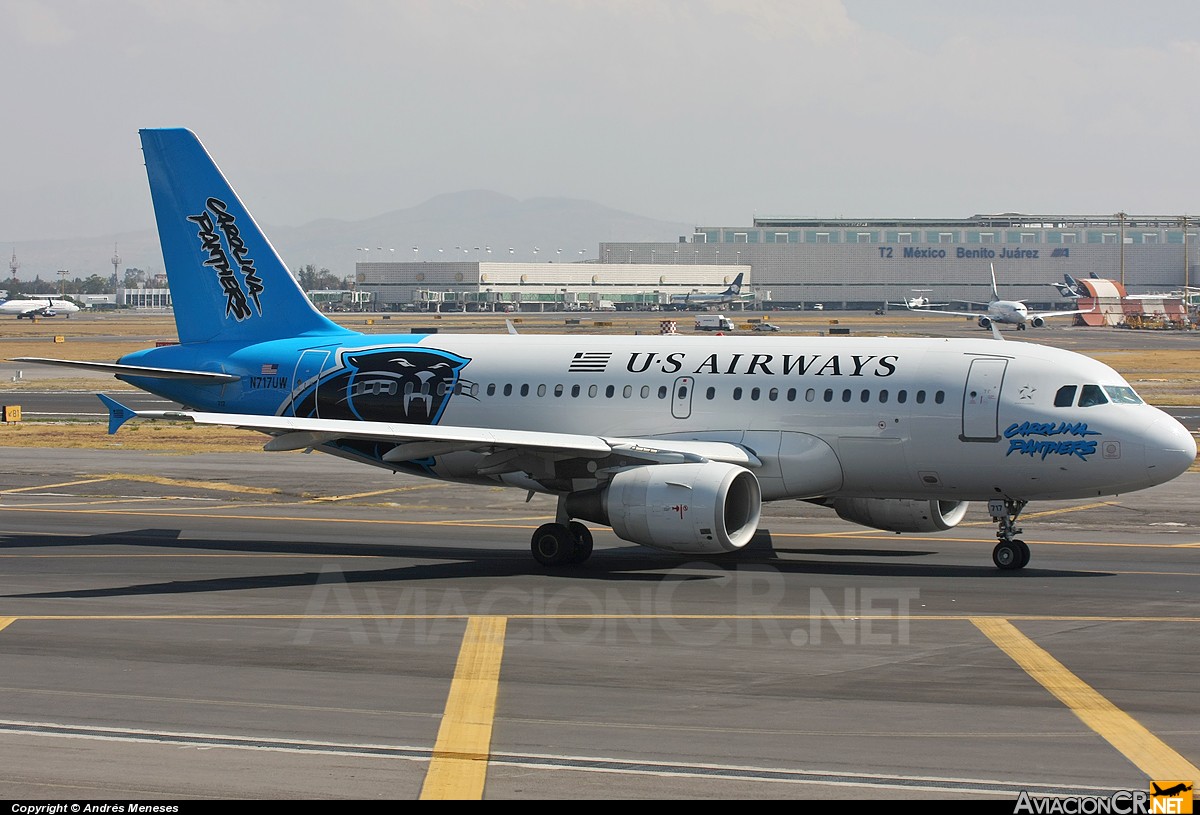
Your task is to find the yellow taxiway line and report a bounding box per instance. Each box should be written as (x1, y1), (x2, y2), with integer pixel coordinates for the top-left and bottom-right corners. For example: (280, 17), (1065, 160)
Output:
(419, 616), (507, 800)
(973, 617), (1200, 781)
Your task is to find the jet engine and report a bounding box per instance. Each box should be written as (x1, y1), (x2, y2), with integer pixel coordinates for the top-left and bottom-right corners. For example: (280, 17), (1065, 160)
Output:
(566, 462), (761, 555)
(1030, 316), (1045, 327)
(977, 317), (992, 328)
(829, 498), (969, 533)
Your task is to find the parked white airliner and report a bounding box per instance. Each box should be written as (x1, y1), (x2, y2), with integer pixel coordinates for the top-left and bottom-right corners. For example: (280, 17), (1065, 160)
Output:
(14, 130), (1196, 571)
(909, 265), (1092, 330)
(0, 297), (80, 318)
(887, 289), (947, 309)
(668, 273), (751, 310)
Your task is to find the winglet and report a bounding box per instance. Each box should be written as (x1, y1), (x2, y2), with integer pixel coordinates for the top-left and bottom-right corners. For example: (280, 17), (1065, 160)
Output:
(97, 394), (137, 435)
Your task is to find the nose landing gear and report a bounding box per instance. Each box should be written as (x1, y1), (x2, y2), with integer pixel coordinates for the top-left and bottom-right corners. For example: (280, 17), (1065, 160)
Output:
(989, 498), (1030, 570)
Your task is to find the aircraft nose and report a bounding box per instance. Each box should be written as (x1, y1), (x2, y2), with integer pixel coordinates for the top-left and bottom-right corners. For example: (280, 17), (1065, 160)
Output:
(1143, 415), (1197, 484)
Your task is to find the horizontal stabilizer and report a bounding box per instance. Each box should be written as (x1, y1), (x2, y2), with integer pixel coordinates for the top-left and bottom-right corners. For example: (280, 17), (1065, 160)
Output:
(13, 357), (240, 383)
(97, 394), (137, 435)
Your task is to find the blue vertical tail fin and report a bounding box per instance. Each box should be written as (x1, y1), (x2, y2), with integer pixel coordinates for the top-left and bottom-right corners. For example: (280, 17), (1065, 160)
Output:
(139, 128), (352, 345)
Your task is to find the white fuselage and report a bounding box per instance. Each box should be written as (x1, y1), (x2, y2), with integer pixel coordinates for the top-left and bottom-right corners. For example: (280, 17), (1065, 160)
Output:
(203, 333), (1193, 505)
(986, 300), (1030, 325)
(0, 298), (80, 317)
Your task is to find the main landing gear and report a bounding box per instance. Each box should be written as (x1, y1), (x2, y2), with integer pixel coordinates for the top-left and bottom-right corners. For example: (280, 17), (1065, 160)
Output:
(989, 498), (1030, 570)
(530, 496), (594, 566)
(531, 521), (593, 566)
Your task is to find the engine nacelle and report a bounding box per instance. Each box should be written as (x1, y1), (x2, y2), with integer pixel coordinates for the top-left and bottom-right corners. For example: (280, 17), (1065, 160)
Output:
(566, 462), (761, 555)
(1030, 316), (1045, 327)
(831, 498), (969, 533)
(977, 317), (992, 328)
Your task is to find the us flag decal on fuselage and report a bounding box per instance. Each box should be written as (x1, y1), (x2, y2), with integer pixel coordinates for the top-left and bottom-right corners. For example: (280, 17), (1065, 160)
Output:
(568, 351), (611, 372)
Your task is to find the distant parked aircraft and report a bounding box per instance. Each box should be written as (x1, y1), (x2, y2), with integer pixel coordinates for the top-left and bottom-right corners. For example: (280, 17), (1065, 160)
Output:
(888, 290), (947, 309)
(0, 297), (80, 319)
(668, 273), (750, 310)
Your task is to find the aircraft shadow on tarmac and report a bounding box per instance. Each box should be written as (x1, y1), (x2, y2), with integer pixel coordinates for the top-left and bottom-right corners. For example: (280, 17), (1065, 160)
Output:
(0, 528), (1108, 599)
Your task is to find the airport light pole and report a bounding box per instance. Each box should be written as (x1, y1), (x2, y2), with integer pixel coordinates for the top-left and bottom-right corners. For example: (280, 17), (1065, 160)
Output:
(1180, 215), (1190, 297)
(1115, 211), (1127, 286)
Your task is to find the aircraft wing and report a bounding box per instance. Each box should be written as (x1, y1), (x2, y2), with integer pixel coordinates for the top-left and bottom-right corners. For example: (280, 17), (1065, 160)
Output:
(903, 305), (983, 318)
(97, 395), (763, 471)
(1028, 306), (1096, 319)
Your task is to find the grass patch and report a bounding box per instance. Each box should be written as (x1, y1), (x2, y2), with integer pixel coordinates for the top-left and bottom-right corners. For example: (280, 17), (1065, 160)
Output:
(0, 421), (271, 454)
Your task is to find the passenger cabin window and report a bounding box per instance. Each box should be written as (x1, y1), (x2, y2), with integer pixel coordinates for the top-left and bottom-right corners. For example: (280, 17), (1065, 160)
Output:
(1054, 385), (1077, 407)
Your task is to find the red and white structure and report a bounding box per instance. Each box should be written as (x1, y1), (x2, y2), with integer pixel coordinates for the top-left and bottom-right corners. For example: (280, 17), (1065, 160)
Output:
(1072, 278), (1188, 327)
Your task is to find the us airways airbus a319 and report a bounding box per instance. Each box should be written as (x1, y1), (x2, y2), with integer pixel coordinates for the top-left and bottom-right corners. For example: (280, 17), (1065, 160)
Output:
(14, 129), (1197, 571)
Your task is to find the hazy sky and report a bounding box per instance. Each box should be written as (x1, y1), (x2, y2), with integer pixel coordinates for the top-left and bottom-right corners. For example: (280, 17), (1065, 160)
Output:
(3, 0), (1198, 244)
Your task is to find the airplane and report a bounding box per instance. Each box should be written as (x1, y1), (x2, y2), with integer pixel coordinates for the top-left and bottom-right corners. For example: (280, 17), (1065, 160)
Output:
(887, 289), (947, 309)
(0, 296), (81, 319)
(12, 128), (1197, 572)
(1050, 273), (1090, 299)
(667, 273), (750, 310)
(907, 264), (1094, 330)
(1051, 272), (1197, 303)
(1151, 782), (1192, 797)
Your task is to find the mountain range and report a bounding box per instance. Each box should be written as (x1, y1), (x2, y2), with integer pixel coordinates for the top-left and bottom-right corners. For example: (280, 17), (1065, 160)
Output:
(5, 191), (695, 283)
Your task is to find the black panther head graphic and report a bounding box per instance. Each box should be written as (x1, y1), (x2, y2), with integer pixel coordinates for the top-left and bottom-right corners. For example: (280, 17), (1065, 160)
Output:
(283, 346), (471, 424)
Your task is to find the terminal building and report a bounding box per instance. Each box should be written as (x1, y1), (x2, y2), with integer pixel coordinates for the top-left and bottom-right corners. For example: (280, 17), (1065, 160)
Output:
(354, 262), (748, 312)
(356, 213), (1197, 313)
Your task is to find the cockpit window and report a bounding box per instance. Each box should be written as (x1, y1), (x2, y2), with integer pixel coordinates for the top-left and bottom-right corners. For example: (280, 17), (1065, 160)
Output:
(1103, 385), (1143, 405)
(1054, 385), (1077, 407)
(1077, 384), (1108, 407)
